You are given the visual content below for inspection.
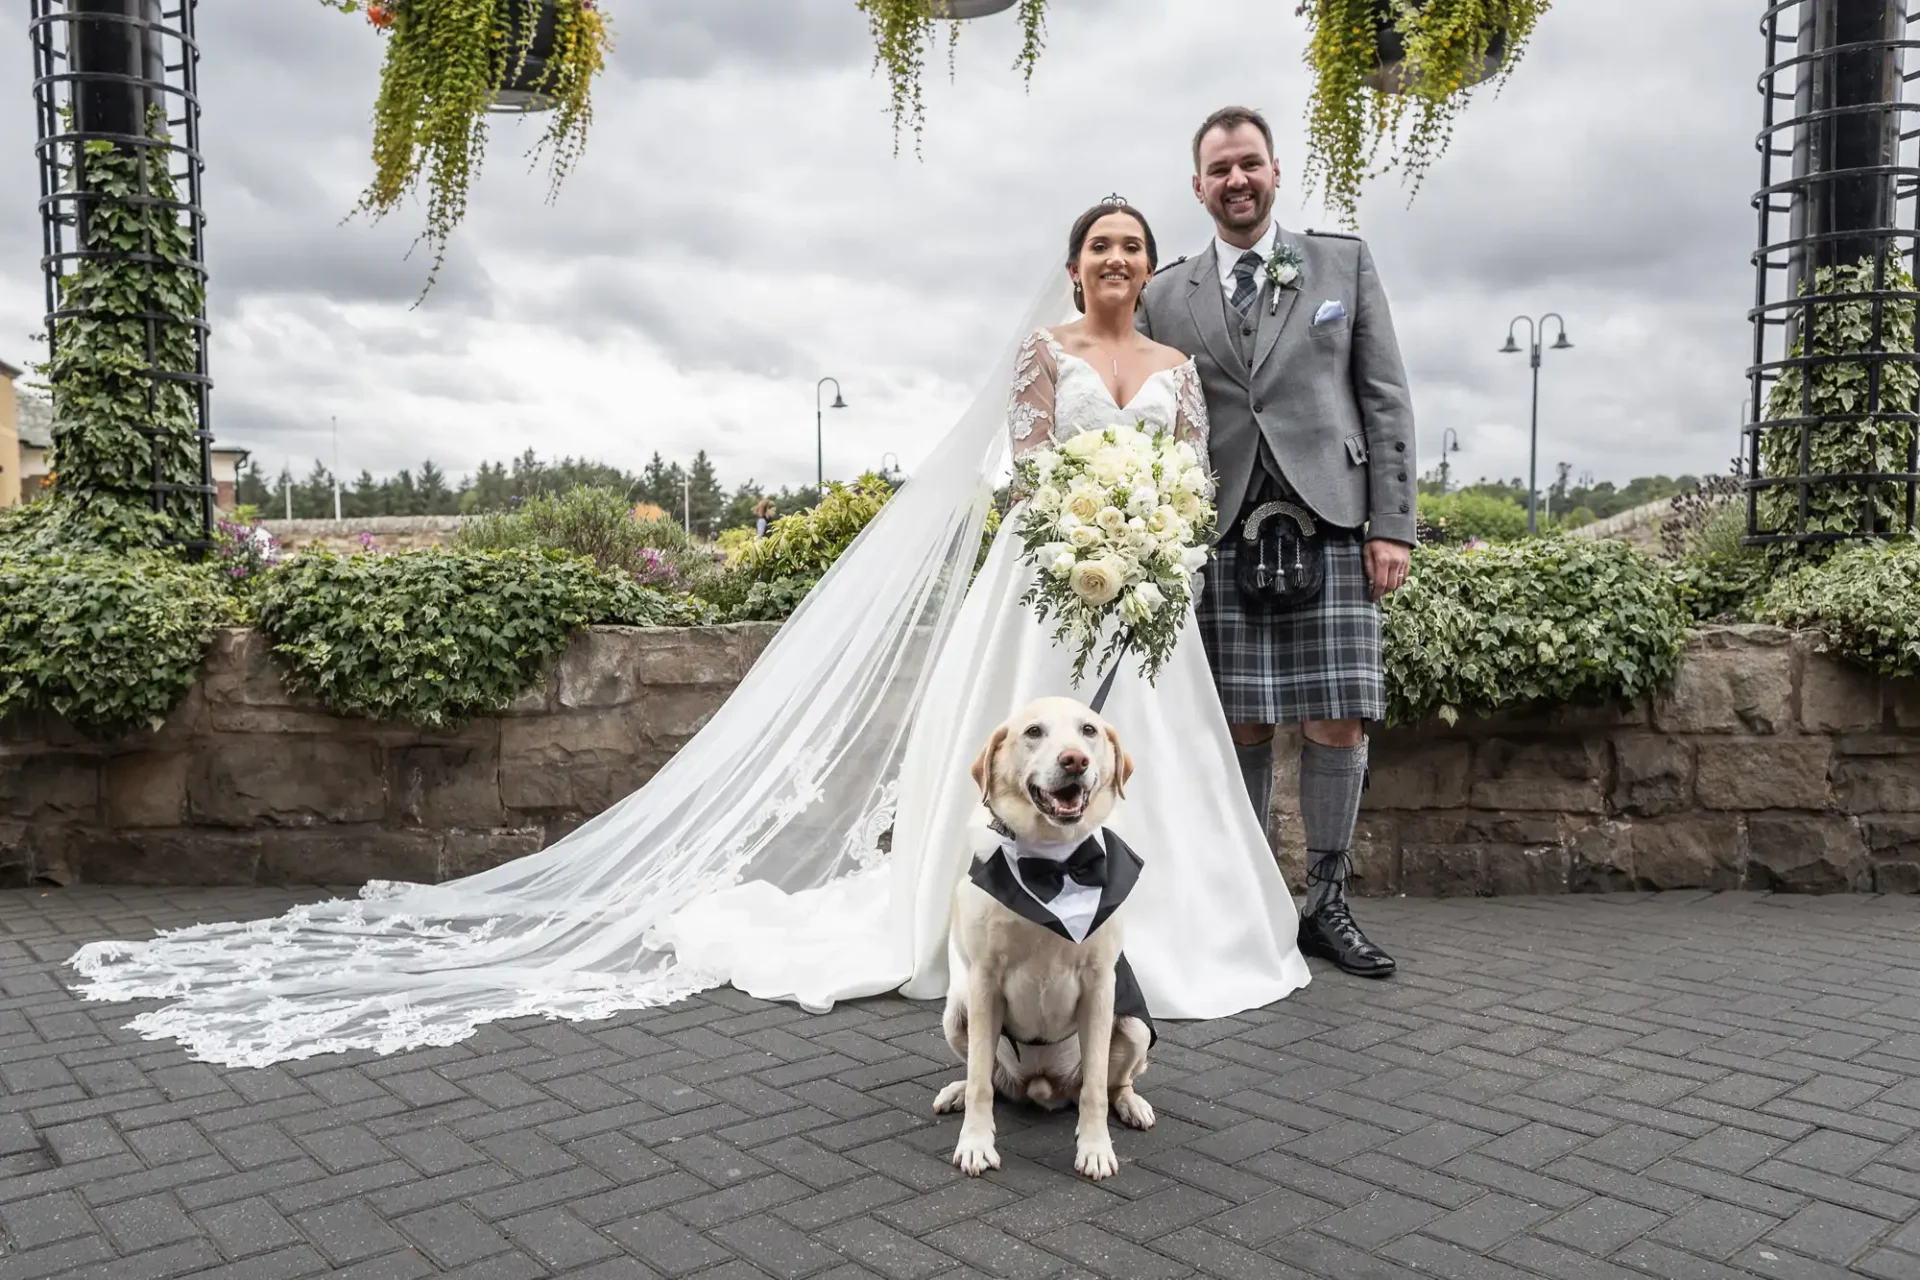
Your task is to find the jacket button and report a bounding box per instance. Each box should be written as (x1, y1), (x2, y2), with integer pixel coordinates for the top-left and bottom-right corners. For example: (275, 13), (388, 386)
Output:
(1253, 402), (1264, 414)
(1242, 326), (1253, 337)
(1395, 442), (1406, 452)
(1399, 502), (1410, 513)
(1398, 471), (1408, 482)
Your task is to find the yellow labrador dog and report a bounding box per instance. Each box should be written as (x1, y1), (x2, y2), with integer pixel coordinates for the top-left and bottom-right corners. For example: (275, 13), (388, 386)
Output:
(934, 696), (1156, 1181)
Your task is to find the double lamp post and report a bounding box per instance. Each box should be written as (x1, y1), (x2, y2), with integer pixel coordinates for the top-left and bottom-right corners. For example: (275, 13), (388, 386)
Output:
(1500, 313), (1573, 534)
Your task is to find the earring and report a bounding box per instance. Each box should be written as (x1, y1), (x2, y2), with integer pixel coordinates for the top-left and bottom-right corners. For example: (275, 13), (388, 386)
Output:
(1072, 281), (1085, 311)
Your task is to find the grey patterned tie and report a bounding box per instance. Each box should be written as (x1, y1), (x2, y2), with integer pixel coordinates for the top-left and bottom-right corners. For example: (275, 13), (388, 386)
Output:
(1230, 249), (1262, 316)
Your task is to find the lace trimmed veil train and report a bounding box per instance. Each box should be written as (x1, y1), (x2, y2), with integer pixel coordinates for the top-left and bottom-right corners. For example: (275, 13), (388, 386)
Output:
(68, 268), (1308, 1070)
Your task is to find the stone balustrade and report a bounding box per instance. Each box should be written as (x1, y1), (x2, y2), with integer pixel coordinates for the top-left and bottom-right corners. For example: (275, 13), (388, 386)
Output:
(2, 624), (1916, 894)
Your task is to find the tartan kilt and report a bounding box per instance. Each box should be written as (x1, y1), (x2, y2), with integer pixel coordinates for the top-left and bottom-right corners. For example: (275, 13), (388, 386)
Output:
(1194, 531), (1385, 726)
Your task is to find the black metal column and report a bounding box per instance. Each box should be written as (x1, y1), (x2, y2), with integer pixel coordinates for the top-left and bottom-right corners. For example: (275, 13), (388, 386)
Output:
(30, 0), (213, 548)
(1749, 0), (1920, 545)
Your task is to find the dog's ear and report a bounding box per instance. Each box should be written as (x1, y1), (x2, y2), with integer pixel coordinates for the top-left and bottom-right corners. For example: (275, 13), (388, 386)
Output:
(970, 725), (1009, 800)
(1103, 724), (1134, 799)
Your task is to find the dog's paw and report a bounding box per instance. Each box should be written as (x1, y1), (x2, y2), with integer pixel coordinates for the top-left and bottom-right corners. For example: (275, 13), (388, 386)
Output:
(1074, 1137), (1120, 1181)
(952, 1128), (1000, 1177)
(932, 1081), (967, 1114)
(1113, 1089), (1155, 1131)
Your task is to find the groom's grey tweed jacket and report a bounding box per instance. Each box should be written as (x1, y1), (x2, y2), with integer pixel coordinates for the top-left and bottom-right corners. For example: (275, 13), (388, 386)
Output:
(1138, 228), (1417, 546)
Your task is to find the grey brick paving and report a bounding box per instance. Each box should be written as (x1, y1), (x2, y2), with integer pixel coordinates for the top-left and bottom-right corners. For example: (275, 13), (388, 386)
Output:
(3, 889), (1920, 1278)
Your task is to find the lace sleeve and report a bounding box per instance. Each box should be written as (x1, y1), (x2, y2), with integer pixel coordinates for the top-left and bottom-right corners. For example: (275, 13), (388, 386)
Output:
(1173, 360), (1211, 462)
(1007, 330), (1059, 457)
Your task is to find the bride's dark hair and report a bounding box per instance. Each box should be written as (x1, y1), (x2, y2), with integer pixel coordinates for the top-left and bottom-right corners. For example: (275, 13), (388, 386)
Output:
(1067, 199), (1158, 312)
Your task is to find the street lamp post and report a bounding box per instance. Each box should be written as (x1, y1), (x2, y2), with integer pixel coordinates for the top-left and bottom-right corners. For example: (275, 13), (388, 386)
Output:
(1438, 427), (1461, 493)
(331, 415), (342, 520)
(816, 376), (847, 493)
(1499, 314), (1573, 534)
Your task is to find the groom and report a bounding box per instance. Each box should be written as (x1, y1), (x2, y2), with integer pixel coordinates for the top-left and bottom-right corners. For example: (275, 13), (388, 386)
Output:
(1139, 105), (1415, 979)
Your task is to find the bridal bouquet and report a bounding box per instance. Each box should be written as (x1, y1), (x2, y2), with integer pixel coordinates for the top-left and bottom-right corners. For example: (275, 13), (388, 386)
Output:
(1013, 423), (1216, 686)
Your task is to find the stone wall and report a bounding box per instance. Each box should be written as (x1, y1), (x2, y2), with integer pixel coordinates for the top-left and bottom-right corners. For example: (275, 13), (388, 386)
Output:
(0, 625), (777, 889)
(2, 624), (1916, 894)
(1310, 626), (1920, 897)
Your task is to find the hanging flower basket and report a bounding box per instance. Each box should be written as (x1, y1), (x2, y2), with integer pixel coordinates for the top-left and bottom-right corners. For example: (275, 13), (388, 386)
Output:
(1302, 0), (1548, 226)
(493, 0), (563, 112)
(1367, 3), (1508, 95)
(325, 0), (611, 293)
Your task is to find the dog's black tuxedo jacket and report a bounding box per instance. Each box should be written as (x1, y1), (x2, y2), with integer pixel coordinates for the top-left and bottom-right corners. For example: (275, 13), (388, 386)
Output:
(968, 828), (1156, 1046)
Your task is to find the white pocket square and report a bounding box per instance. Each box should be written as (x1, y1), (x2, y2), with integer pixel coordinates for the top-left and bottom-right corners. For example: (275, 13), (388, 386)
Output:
(1313, 299), (1347, 325)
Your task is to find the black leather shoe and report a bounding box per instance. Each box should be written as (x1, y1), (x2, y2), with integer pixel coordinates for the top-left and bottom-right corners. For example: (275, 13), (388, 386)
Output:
(1298, 900), (1397, 978)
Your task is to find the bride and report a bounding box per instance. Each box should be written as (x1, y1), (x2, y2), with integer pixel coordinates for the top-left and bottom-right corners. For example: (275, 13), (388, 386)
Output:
(70, 200), (1309, 1069)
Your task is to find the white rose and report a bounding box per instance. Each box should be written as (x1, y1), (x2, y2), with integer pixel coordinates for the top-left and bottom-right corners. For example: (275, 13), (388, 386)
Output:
(1273, 261), (1299, 286)
(1066, 491), (1101, 523)
(1126, 484), (1158, 517)
(1110, 424), (1145, 450)
(1170, 440), (1199, 469)
(1096, 506), (1127, 534)
(1029, 449), (1063, 477)
(1179, 466), (1209, 494)
(1050, 551), (1077, 578)
(1146, 505), (1181, 539)
(1068, 523), (1103, 550)
(1069, 559), (1124, 607)
(1171, 488), (1204, 519)
(1125, 529), (1158, 557)
(1061, 431), (1104, 459)
(1090, 450), (1130, 487)
(1179, 545), (1210, 572)
(1031, 485), (1062, 514)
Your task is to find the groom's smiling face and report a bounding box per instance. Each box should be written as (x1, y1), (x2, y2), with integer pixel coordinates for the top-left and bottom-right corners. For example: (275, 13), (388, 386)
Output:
(1194, 123), (1277, 241)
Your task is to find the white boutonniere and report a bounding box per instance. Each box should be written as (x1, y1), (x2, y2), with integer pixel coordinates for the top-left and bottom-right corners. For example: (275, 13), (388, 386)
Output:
(1265, 244), (1303, 314)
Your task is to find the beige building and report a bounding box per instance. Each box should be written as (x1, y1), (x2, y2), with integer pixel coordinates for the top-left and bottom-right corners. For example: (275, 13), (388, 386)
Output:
(2, 357), (248, 510)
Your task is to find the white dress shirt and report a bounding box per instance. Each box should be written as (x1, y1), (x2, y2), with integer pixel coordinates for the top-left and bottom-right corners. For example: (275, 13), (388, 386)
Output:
(1214, 219), (1282, 301)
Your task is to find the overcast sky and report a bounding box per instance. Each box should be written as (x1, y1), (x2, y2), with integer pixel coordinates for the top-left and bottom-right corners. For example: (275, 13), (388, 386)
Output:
(0, 0), (1758, 494)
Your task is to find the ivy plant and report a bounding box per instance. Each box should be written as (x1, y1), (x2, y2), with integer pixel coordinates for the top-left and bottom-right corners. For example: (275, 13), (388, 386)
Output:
(39, 118), (208, 549)
(1302, 0), (1550, 226)
(1380, 537), (1688, 726)
(1757, 539), (1920, 679)
(323, 0), (611, 291)
(1758, 257), (1920, 555)
(0, 549), (236, 734)
(252, 547), (700, 726)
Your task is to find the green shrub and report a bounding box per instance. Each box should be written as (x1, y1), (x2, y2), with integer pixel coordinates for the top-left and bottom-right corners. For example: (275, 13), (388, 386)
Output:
(1382, 539), (1690, 726)
(253, 548), (703, 727)
(0, 549), (236, 733)
(1669, 555), (1768, 624)
(732, 475), (892, 582)
(452, 485), (703, 588)
(1418, 490), (1530, 542)
(1755, 540), (1920, 678)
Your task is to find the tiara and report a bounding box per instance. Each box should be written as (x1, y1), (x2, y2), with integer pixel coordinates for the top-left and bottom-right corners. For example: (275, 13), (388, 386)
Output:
(1100, 192), (1129, 206)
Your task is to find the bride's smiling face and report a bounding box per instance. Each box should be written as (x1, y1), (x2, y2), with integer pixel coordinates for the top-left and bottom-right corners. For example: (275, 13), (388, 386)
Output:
(1070, 213), (1153, 313)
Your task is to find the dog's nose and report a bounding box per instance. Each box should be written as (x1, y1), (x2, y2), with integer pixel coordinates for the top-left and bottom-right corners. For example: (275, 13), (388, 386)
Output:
(1057, 749), (1089, 775)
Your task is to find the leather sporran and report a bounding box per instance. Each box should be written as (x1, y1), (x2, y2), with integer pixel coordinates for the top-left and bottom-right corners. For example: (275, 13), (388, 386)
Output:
(1233, 500), (1325, 611)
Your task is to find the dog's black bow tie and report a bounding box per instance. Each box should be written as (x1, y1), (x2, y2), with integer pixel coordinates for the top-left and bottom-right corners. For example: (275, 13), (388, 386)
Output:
(1017, 838), (1108, 902)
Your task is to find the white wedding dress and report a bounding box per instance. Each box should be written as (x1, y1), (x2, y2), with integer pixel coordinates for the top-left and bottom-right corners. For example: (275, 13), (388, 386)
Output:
(68, 277), (1307, 1068)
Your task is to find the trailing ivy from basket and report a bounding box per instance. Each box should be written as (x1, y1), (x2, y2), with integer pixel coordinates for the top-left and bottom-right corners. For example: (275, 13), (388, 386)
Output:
(858, 0), (1048, 150)
(1301, 0), (1550, 226)
(37, 112), (207, 549)
(324, 0), (611, 293)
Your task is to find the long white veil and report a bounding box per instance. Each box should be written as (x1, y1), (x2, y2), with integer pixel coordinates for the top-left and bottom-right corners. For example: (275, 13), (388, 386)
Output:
(69, 269), (1078, 1069)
